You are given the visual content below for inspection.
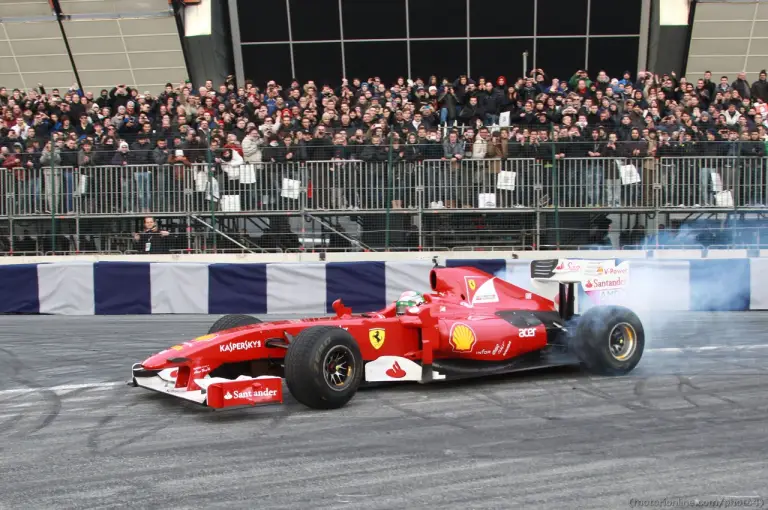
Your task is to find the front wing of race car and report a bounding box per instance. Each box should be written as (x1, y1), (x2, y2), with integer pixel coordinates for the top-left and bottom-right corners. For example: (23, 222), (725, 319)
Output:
(131, 364), (284, 409)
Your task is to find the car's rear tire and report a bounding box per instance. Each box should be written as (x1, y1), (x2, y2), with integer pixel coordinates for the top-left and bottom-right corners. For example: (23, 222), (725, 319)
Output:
(572, 305), (645, 376)
(208, 314), (262, 334)
(284, 326), (364, 410)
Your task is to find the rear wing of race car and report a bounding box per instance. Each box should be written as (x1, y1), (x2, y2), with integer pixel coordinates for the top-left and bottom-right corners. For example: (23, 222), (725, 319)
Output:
(530, 259), (630, 320)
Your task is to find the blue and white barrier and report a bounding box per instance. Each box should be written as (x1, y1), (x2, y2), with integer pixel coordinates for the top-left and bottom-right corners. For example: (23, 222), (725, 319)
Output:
(1, 257), (766, 315)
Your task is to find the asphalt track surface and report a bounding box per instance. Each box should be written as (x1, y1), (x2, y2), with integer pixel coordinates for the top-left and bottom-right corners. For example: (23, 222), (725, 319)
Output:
(1, 313), (767, 510)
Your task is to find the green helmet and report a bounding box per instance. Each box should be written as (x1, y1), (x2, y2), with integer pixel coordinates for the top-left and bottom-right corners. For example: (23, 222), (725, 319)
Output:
(396, 291), (424, 315)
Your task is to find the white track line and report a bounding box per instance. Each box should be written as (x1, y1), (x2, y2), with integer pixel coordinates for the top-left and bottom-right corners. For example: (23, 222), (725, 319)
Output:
(0, 344), (766, 396)
(0, 381), (124, 396)
(646, 344), (768, 353)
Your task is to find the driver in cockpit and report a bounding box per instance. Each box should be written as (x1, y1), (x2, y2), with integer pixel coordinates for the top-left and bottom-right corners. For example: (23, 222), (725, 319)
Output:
(395, 291), (426, 315)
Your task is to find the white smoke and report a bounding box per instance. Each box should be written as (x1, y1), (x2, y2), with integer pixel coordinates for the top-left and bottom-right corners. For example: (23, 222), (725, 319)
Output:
(494, 257), (752, 349)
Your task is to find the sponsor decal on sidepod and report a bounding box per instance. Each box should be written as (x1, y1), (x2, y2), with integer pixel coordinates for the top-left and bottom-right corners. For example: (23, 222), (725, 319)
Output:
(450, 323), (477, 352)
(219, 340), (262, 353)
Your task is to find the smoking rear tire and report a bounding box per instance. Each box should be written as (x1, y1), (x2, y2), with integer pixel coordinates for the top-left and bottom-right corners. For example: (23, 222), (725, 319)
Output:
(208, 314), (262, 334)
(284, 326), (364, 410)
(572, 305), (645, 376)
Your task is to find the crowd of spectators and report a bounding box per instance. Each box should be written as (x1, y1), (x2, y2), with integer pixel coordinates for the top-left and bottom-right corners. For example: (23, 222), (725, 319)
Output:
(1, 66), (768, 214)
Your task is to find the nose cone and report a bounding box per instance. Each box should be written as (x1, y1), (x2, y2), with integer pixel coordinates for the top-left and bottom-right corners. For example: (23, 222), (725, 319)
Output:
(141, 333), (221, 369)
(142, 350), (187, 370)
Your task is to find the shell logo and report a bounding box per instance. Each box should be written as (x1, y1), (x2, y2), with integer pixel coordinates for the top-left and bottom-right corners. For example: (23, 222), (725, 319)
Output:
(193, 334), (218, 343)
(450, 323), (477, 352)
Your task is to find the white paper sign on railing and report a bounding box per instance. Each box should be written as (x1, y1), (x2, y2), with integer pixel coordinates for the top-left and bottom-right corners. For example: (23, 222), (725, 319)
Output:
(497, 171), (516, 190)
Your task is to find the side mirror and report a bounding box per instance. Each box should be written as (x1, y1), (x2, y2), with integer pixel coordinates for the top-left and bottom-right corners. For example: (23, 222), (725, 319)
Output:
(332, 298), (352, 318)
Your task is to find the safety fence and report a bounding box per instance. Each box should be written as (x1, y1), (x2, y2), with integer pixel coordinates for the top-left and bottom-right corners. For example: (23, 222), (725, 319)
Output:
(0, 156), (765, 217)
(0, 257), (762, 315)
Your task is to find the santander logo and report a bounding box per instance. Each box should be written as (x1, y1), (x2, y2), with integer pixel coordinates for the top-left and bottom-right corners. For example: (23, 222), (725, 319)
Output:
(386, 361), (406, 378)
(555, 260), (582, 272)
(586, 277), (626, 289)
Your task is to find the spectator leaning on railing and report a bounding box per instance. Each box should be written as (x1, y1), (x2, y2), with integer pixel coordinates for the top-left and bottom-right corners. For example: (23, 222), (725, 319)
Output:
(1, 67), (768, 215)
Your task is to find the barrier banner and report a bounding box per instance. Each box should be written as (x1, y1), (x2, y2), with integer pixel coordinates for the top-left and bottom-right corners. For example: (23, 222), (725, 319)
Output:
(0, 257), (765, 315)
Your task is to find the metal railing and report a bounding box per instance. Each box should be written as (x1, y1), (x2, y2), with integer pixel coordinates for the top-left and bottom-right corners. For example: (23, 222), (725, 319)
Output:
(2, 155), (767, 254)
(0, 157), (768, 217)
(2, 156), (765, 217)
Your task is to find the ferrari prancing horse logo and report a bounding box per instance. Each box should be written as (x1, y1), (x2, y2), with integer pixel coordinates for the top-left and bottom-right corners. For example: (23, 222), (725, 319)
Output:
(468, 279), (476, 290)
(369, 328), (385, 350)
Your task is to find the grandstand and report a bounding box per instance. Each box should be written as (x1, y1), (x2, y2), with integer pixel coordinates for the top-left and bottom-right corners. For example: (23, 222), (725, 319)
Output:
(2, 0), (768, 255)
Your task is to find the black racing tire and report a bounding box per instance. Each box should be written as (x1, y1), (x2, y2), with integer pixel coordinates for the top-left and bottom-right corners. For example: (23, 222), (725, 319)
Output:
(284, 326), (364, 410)
(208, 314), (262, 334)
(572, 305), (645, 376)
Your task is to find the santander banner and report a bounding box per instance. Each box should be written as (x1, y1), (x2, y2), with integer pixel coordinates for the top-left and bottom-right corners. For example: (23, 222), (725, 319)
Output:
(583, 261), (630, 304)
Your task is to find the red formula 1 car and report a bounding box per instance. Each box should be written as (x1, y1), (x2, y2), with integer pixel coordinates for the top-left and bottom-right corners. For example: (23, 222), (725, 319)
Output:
(131, 258), (644, 410)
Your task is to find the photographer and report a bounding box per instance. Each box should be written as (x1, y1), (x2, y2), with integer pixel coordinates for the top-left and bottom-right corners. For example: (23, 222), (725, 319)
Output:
(132, 216), (170, 254)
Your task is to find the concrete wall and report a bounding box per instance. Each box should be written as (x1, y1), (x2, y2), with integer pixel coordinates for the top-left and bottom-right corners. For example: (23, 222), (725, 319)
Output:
(686, 0), (768, 81)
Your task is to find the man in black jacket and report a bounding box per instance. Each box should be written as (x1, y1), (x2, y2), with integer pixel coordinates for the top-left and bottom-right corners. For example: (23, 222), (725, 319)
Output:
(133, 216), (170, 254)
(751, 70), (768, 103)
(741, 130), (766, 206)
(60, 137), (79, 214)
(480, 82), (503, 125)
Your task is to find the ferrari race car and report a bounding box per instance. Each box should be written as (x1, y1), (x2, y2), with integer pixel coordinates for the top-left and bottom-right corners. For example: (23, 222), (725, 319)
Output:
(131, 258), (643, 410)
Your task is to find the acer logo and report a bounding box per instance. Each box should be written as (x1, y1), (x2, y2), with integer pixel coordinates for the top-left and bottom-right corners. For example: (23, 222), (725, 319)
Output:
(386, 361), (406, 378)
(519, 328), (536, 338)
(219, 340), (262, 353)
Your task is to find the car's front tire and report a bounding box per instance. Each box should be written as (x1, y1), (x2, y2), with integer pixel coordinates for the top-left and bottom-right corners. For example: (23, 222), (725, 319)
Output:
(572, 305), (645, 376)
(206, 315), (264, 380)
(284, 326), (364, 410)
(208, 314), (262, 334)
